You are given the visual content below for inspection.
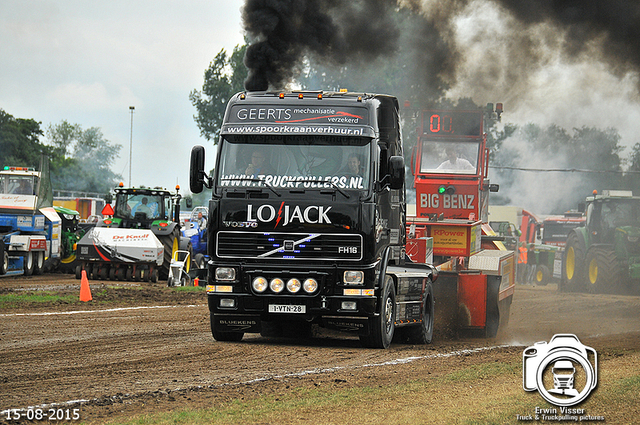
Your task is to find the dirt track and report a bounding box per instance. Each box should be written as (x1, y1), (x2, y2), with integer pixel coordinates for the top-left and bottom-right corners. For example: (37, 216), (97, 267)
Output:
(1, 274), (639, 424)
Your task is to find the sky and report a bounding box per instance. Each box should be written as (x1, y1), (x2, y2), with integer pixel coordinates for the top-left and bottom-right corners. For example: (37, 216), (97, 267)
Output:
(1, 0), (245, 192)
(2, 0), (640, 210)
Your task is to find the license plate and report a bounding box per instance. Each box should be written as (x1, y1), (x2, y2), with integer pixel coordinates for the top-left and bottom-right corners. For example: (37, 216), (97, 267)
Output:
(268, 304), (306, 314)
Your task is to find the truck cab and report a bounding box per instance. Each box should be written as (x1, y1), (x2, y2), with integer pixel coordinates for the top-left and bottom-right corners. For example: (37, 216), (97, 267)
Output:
(191, 91), (435, 348)
(0, 166), (61, 276)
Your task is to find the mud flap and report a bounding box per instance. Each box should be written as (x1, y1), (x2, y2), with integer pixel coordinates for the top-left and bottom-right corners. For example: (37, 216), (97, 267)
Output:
(432, 271), (460, 338)
(322, 316), (370, 334)
(433, 270), (500, 338)
(213, 315), (261, 334)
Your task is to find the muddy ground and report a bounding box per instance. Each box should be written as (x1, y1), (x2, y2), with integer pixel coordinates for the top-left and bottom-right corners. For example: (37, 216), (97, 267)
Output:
(1, 274), (639, 424)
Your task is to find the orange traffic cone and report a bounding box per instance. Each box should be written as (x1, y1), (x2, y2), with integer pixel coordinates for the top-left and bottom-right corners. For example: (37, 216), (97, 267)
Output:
(79, 270), (92, 302)
(194, 277), (199, 287)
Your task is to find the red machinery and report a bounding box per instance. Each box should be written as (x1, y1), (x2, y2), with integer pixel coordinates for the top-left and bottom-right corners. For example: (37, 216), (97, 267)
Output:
(406, 105), (515, 337)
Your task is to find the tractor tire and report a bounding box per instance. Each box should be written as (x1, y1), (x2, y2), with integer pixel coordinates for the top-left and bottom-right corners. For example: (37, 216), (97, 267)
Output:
(24, 252), (35, 276)
(534, 265), (551, 286)
(157, 228), (179, 280)
(561, 231), (586, 292)
(211, 315), (244, 342)
(360, 275), (396, 349)
(401, 278), (434, 345)
(194, 253), (206, 269)
(585, 247), (624, 294)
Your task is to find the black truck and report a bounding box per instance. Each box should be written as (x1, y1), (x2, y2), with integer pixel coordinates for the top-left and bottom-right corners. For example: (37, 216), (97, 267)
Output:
(190, 90), (437, 348)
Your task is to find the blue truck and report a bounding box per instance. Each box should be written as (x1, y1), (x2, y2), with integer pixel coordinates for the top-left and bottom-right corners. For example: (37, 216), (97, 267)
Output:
(0, 166), (61, 276)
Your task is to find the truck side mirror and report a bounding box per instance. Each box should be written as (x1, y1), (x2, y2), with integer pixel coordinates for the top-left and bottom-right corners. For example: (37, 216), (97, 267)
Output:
(190, 145), (206, 194)
(389, 155), (405, 190)
(185, 197), (193, 209)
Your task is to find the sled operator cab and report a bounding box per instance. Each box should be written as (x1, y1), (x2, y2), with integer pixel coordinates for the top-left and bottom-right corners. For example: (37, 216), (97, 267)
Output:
(412, 107), (501, 222)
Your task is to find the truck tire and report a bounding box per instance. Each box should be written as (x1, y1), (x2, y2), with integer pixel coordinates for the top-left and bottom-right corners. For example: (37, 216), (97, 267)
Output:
(1, 251), (8, 275)
(585, 247), (624, 294)
(562, 231), (586, 292)
(534, 265), (551, 286)
(24, 252), (35, 276)
(34, 251), (45, 275)
(210, 315), (244, 342)
(360, 275), (396, 349)
(157, 228), (179, 280)
(403, 278), (434, 344)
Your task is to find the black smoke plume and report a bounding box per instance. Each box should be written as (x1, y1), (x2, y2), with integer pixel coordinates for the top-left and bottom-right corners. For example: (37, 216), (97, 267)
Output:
(242, 0), (402, 91)
(242, 0), (640, 98)
(494, 0), (640, 78)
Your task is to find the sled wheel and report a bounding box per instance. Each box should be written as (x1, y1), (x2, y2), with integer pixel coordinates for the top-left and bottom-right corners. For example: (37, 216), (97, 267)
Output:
(150, 268), (158, 283)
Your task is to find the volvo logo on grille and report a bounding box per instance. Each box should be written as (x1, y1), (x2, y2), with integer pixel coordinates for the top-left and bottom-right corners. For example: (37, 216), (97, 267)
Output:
(284, 240), (295, 251)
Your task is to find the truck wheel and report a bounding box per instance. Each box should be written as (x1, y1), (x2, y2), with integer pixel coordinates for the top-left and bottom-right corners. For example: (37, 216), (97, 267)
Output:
(534, 265), (551, 286)
(360, 275), (396, 349)
(1, 251), (8, 275)
(34, 252), (45, 275)
(585, 248), (623, 294)
(24, 252), (35, 276)
(211, 315), (244, 342)
(562, 231), (586, 292)
(403, 278), (434, 344)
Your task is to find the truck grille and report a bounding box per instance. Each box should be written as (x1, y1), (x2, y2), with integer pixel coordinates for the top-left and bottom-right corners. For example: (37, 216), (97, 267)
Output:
(217, 231), (362, 261)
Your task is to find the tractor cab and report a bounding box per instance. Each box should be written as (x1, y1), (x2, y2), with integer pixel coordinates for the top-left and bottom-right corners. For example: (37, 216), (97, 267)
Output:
(584, 190), (640, 244)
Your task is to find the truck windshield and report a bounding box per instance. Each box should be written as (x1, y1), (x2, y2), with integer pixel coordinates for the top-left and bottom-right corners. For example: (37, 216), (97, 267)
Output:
(419, 140), (480, 174)
(217, 135), (372, 191)
(1, 175), (35, 195)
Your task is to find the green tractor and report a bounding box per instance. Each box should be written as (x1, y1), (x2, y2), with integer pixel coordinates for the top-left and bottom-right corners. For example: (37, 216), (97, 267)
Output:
(562, 190), (640, 294)
(97, 184), (192, 280)
(53, 206), (84, 272)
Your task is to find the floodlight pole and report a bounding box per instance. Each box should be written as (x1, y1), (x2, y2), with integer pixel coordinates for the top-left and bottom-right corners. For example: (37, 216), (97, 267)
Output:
(129, 106), (135, 187)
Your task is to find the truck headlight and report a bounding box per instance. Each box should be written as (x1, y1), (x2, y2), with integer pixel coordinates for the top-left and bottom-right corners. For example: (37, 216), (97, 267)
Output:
(270, 278), (285, 293)
(215, 267), (236, 281)
(343, 270), (364, 285)
(303, 278), (318, 294)
(252, 276), (268, 293)
(286, 278), (301, 293)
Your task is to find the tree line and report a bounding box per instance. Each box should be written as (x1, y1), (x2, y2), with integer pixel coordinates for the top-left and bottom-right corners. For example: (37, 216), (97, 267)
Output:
(0, 109), (122, 196)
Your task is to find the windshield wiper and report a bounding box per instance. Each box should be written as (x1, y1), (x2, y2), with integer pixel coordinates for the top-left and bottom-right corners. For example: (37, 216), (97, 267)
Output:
(220, 177), (281, 197)
(300, 178), (350, 199)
